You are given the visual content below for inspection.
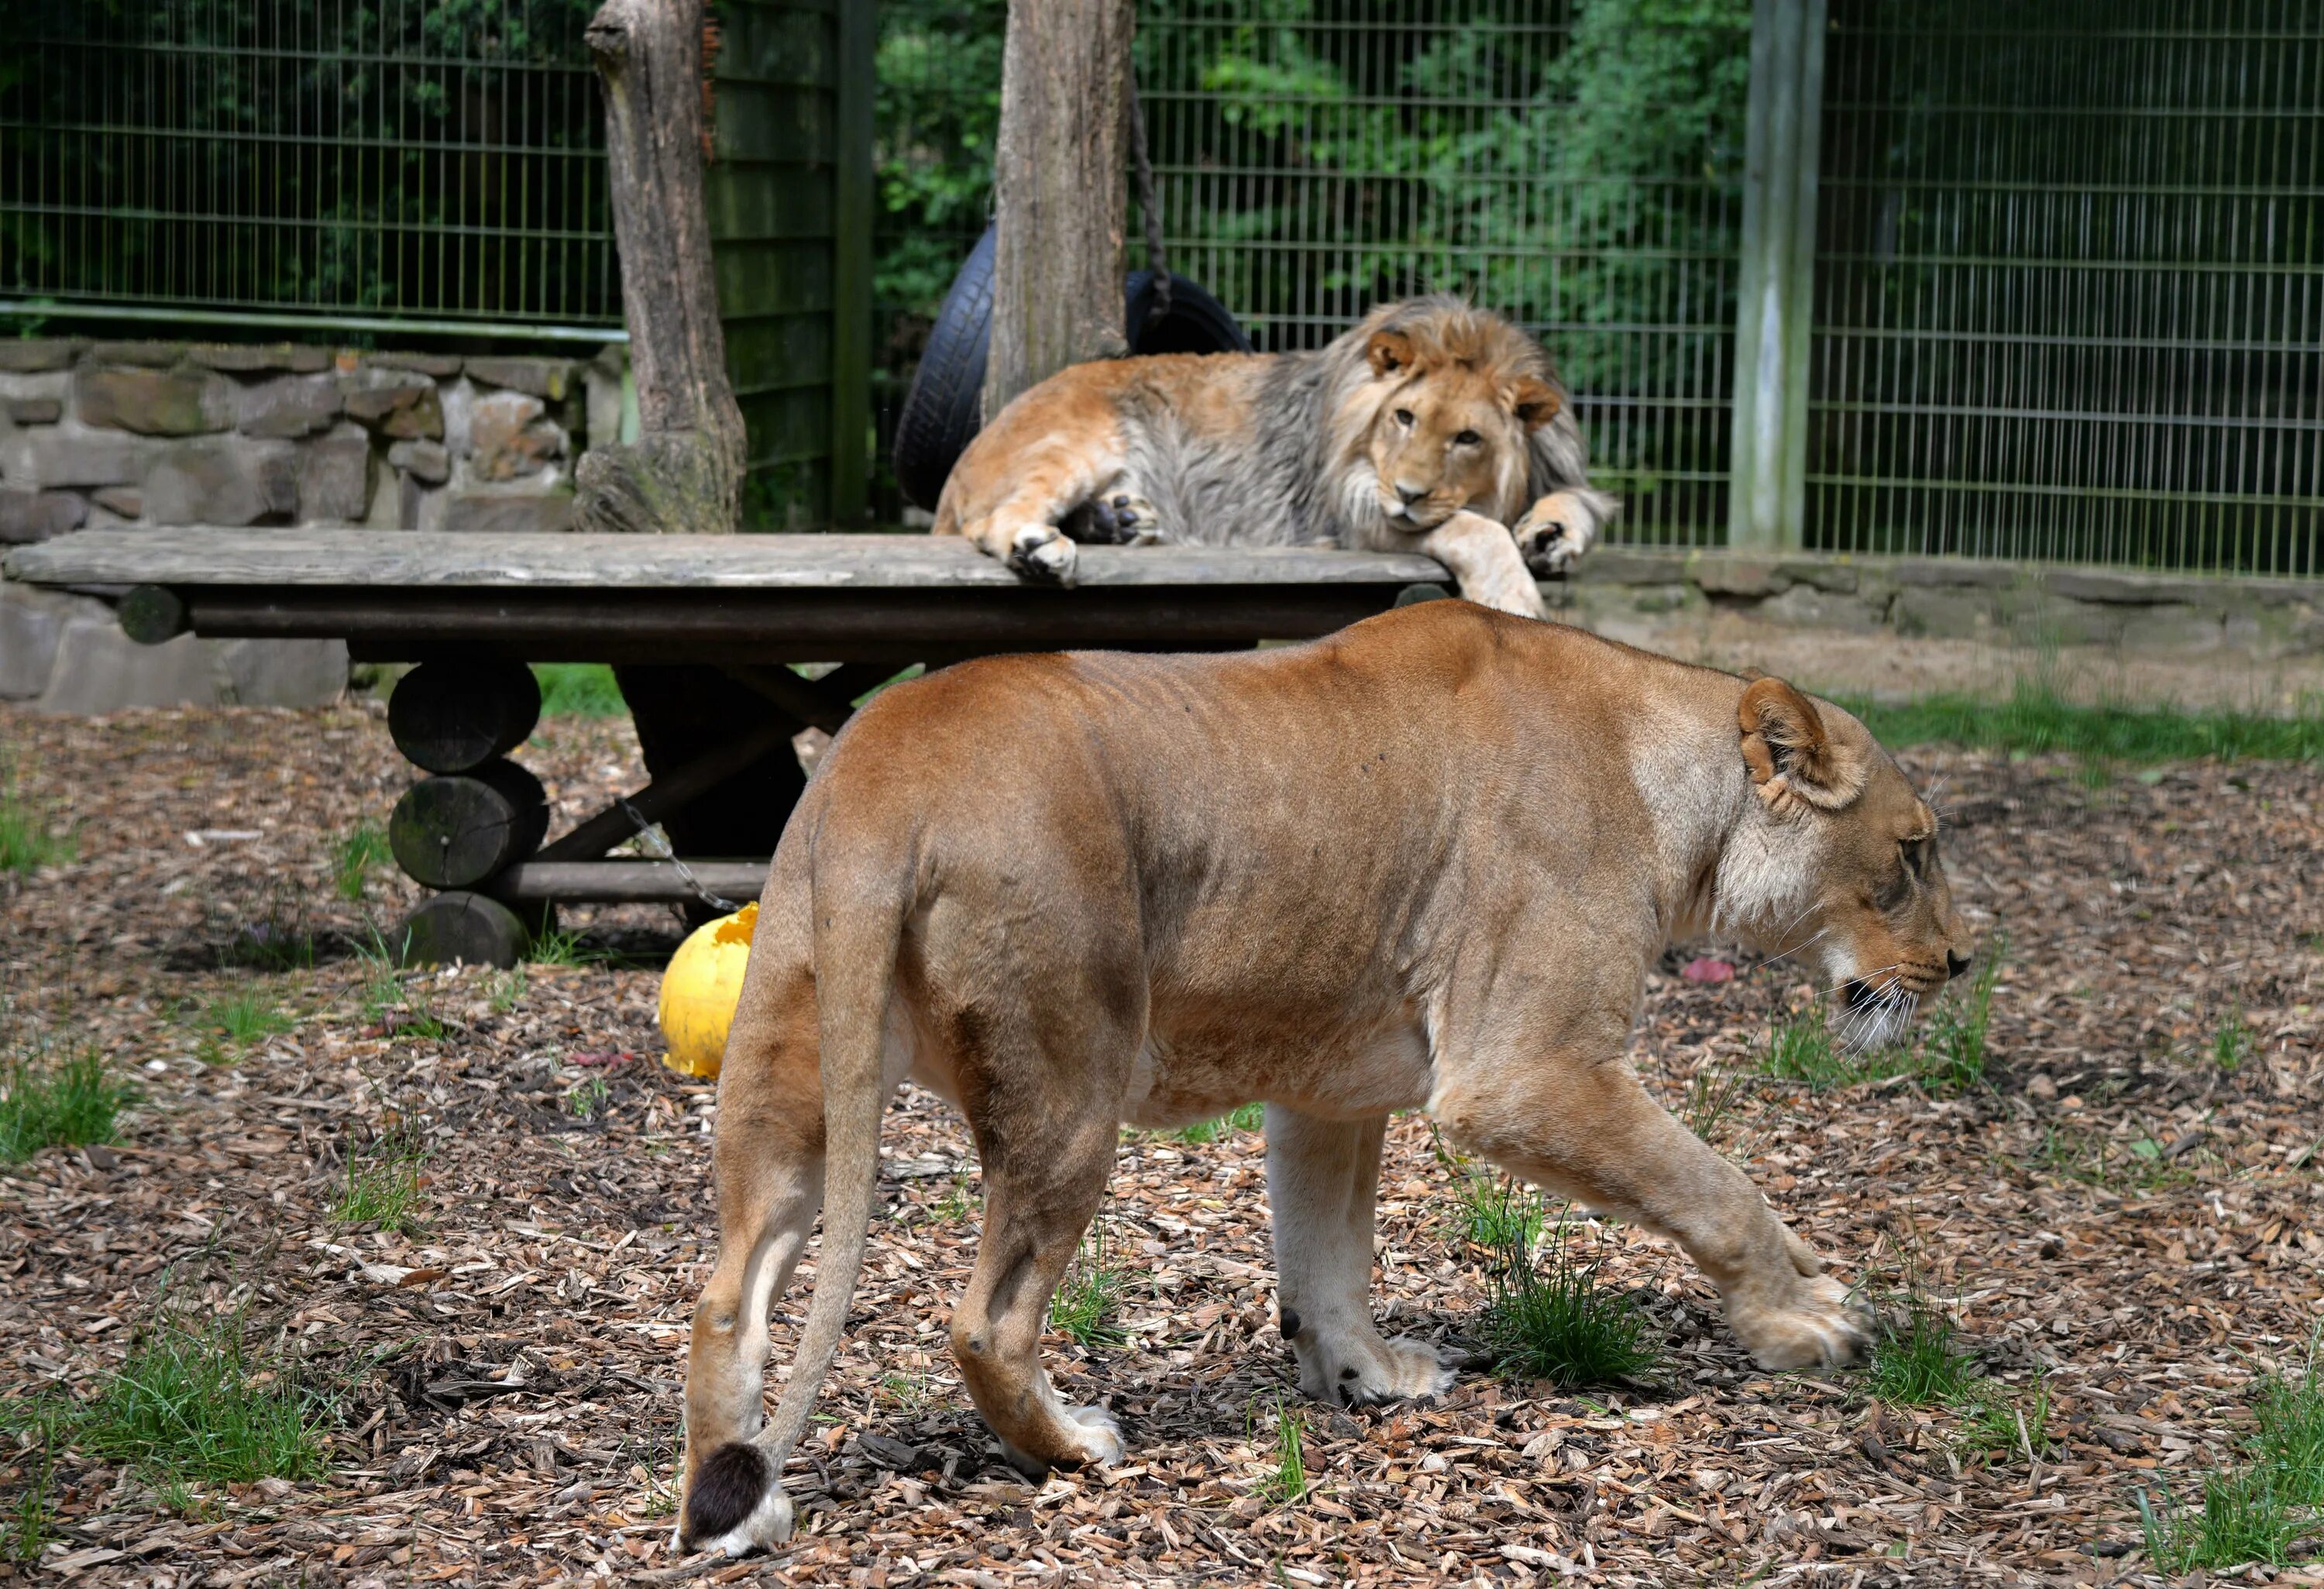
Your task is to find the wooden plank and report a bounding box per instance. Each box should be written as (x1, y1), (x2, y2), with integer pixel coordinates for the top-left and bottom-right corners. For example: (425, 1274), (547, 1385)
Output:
(828, 0), (874, 525)
(714, 239), (832, 321)
(715, 6), (833, 88)
(704, 164), (833, 242)
(4, 528), (1451, 590)
(725, 314), (834, 394)
(711, 80), (834, 164)
(490, 860), (769, 906)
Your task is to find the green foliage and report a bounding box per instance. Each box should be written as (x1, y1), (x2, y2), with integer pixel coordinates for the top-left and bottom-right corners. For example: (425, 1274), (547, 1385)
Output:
(1845, 683), (2324, 764)
(1050, 1224), (1126, 1350)
(332, 824), (390, 903)
(0, 1045), (129, 1164)
(2212, 1004), (2254, 1072)
(1867, 1303), (1980, 1408)
(531, 664), (627, 719)
(1262, 1397), (1307, 1505)
(333, 1125), (427, 1232)
(1171, 1102), (1267, 1144)
(566, 1075), (609, 1120)
(1919, 937), (2005, 1093)
(874, 0), (1007, 318)
(0, 759), (72, 874)
(202, 991), (293, 1054)
(2143, 1345), (2324, 1571)
(1456, 1170), (1545, 1254)
(8, 1307), (333, 1488)
(1477, 1212), (1660, 1389)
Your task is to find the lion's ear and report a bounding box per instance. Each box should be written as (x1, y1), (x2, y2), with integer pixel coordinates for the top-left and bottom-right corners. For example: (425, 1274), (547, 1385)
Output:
(1507, 377), (1561, 429)
(1367, 330), (1416, 379)
(1738, 677), (1867, 816)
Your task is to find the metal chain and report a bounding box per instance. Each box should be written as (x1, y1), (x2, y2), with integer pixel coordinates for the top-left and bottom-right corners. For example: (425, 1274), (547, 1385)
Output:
(1126, 74), (1172, 321)
(617, 796), (743, 916)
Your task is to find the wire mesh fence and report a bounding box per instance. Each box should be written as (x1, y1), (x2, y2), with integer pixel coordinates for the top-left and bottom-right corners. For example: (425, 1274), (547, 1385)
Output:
(0, 0), (620, 337)
(1813, 0), (2323, 576)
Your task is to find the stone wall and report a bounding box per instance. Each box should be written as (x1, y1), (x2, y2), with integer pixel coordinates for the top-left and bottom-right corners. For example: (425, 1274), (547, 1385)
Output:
(0, 338), (624, 709)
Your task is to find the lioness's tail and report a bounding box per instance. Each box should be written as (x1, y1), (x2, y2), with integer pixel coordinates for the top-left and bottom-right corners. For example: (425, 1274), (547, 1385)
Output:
(682, 823), (911, 1550)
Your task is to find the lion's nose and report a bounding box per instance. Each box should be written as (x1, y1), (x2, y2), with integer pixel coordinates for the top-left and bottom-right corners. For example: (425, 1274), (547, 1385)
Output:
(1945, 951), (1973, 981)
(1395, 482), (1426, 506)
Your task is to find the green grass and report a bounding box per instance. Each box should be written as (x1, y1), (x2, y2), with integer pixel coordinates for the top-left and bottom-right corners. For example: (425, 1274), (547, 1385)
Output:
(1, 1417), (55, 1562)
(201, 991), (293, 1054)
(566, 1075), (610, 1120)
(331, 824), (390, 902)
(1867, 1302), (1982, 1406)
(1050, 1224), (1126, 1350)
(533, 663), (627, 718)
(525, 926), (603, 968)
(0, 787), (74, 874)
(1755, 1006), (1905, 1091)
(2141, 1342), (2324, 1571)
(6, 1309), (332, 1488)
(1845, 681), (2324, 763)
(332, 1126), (427, 1232)
(1679, 1064), (1755, 1146)
(487, 966), (529, 1014)
(352, 928), (445, 1039)
(1956, 1381), (2051, 1463)
(1477, 1212), (1661, 1389)
(0, 1046), (130, 1164)
(1920, 936), (2006, 1093)
(2212, 1004), (2254, 1071)
(1456, 1170), (1545, 1252)
(1261, 1398), (1307, 1505)
(1170, 1101), (1267, 1145)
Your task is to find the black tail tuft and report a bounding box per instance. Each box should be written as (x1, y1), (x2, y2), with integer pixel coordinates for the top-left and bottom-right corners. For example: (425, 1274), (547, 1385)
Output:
(680, 1442), (772, 1547)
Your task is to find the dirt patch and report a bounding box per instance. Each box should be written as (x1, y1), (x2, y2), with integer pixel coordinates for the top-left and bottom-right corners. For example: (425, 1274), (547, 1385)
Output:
(2, 701), (2321, 1586)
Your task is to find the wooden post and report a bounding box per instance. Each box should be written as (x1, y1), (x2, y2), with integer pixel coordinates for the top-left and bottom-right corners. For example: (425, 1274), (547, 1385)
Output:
(576, 0), (749, 535)
(1728, 0), (1827, 552)
(983, 0), (1135, 423)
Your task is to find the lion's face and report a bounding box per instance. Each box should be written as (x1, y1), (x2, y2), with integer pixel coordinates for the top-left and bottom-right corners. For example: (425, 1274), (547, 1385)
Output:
(1355, 328), (1560, 530)
(1725, 679), (1974, 1048)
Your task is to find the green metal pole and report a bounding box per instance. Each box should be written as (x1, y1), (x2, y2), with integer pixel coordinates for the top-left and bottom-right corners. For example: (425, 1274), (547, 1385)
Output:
(829, 0), (876, 527)
(1728, 0), (1826, 552)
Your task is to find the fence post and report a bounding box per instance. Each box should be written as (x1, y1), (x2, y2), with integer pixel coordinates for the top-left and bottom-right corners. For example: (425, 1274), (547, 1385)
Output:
(1728, 0), (1826, 552)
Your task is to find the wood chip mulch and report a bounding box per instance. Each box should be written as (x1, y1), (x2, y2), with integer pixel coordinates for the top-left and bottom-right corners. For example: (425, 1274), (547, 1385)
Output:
(2, 700), (2319, 1588)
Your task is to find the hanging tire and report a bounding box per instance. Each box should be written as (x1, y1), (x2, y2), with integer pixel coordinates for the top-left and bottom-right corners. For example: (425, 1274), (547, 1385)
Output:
(892, 225), (1253, 511)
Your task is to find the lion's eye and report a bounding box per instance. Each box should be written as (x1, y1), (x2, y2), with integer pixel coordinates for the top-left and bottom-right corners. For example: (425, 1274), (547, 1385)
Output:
(1394, 408), (1415, 427)
(1453, 430), (1481, 446)
(1899, 837), (1930, 879)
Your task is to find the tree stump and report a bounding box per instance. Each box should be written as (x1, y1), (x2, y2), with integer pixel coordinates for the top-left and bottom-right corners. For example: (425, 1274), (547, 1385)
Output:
(577, 0), (748, 534)
(394, 892), (537, 970)
(387, 659), (542, 775)
(389, 761), (551, 891)
(984, 0), (1135, 421)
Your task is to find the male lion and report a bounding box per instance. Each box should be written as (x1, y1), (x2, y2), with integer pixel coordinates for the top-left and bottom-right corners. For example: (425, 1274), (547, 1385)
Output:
(678, 602), (1972, 1556)
(932, 296), (1618, 619)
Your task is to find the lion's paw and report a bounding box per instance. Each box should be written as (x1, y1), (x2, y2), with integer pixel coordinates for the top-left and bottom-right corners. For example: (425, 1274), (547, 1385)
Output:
(1294, 1325), (1456, 1408)
(1078, 493), (1163, 546)
(1513, 494), (1596, 579)
(1728, 1272), (1870, 1371)
(1003, 523), (1078, 585)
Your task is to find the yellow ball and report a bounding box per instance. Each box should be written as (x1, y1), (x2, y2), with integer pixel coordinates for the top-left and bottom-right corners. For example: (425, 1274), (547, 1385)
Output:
(658, 903), (758, 1079)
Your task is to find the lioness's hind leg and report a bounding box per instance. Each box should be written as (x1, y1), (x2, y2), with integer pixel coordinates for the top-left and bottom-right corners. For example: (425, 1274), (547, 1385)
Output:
(679, 964), (827, 1555)
(950, 1107), (1126, 1477)
(1265, 1107), (1454, 1406)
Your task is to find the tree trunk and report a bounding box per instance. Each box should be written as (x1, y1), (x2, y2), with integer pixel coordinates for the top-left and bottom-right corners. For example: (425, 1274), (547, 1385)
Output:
(577, 0), (748, 535)
(983, 0), (1135, 424)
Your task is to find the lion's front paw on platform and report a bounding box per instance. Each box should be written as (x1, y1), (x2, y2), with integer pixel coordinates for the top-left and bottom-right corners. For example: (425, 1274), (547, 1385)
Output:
(1005, 523), (1079, 585)
(1731, 1274), (1871, 1371)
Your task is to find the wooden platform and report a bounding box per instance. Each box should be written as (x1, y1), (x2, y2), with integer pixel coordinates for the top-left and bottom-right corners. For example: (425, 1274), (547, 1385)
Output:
(3, 528), (1452, 664)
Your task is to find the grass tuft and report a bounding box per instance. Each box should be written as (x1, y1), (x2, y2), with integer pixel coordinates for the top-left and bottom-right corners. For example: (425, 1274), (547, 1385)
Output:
(1171, 1102), (1266, 1144)
(1, 1418), (55, 1562)
(0, 1045), (130, 1164)
(1919, 935), (2006, 1093)
(202, 990), (293, 1054)
(1846, 682), (2324, 764)
(332, 1125), (427, 1232)
(331, 824), (390, 902)
(1262, 1397), (1307, 1505)
(1867, 1302), (1982, 1407)
(526, 926), (603, 968)
(0, 782), (74, 875)
(533, 663), (627, 718)
(1050, 1223), (1126, 1350)
(2212, 1003), (2254, 1071)
(2142, 1340), (2324, 1570)
(6, 1307), (333, 1488)
(1477, 1212), (1660, 1389)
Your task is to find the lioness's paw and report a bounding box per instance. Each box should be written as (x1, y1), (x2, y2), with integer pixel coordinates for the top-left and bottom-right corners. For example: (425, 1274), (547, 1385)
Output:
(1513, 493), (1596, 578)
(997, 1404), (1125, 1479)
(1079, 493), (1163, 546)
(1004, 523), (1078, 585)
(1294, 1328), (1456, 1408)
(679, 1443), (793, 1559)
(1728, 1272), (1870, 1371)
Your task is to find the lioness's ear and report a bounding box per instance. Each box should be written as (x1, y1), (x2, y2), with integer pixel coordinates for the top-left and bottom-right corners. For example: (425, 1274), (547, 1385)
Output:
(1738, 677), (1867, 816)
(1507, 377), (1561, 429)
(1367, 330), (1416, 378)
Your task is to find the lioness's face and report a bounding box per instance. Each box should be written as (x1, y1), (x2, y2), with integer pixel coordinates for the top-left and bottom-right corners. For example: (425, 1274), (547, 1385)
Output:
(1360, 330), (1559, 529)
(1732, 679), (1974, 1048)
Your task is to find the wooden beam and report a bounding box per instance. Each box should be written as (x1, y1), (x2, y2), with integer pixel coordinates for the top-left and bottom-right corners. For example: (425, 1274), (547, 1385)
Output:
(1728, 0), (1827, 552)
(984, 0), (1135, 422)
(489, 860), (769, 906)
(577, 0), (751, 535)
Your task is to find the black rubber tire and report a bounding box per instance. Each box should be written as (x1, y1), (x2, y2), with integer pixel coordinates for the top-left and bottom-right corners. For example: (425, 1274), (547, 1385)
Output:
(892, 225), (1253, 511)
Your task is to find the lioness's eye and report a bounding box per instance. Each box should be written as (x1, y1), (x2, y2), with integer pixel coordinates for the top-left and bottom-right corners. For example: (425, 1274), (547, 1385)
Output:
(1900, 837), (1929, 878)
(1453, 429), (1481, 446)
(1394, 408), (1415, 426)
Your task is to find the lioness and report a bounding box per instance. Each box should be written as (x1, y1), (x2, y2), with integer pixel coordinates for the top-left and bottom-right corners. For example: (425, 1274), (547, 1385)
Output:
(679, 602), (1972, 1556)
(933, 296), (1619, 619)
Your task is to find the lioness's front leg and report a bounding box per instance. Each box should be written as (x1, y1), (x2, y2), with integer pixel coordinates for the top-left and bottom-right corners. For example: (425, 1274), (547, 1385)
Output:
(1439, 1048), (1867, 1371)
(1265, 1107), (1456, 1405)
(1410, 510), (1550, 620)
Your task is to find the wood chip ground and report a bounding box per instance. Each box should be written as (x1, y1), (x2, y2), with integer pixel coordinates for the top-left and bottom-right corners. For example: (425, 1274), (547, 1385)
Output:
(2, 700), (2319, 1587)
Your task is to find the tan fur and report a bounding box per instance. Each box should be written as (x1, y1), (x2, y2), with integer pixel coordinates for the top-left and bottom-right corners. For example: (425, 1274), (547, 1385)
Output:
(675, 603), (1971, 1555)
(931, 297), (1620, 614)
